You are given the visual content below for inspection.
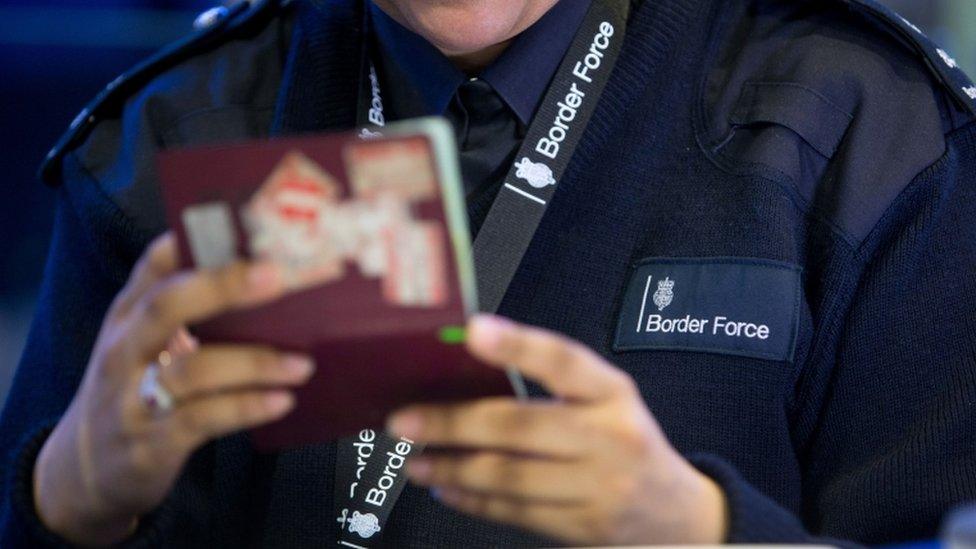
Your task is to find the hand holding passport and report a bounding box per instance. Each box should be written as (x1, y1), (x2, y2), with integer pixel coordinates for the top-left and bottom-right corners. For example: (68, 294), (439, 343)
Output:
(158, 118), (517, 450)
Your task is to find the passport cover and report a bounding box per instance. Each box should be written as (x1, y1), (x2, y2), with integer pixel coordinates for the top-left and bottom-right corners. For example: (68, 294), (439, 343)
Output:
(157, 118), (513, 450)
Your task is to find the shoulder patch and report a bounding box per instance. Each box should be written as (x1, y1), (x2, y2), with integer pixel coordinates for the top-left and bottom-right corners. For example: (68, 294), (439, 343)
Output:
(840, 0), (976, 117)
(613, 257), (802, 362)
(38, 0), (288, 186)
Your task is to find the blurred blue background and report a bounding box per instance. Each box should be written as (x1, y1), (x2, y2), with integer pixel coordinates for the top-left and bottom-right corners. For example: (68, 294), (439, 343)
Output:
(0, 0), (975, 407)
(0, 0), (208, 406)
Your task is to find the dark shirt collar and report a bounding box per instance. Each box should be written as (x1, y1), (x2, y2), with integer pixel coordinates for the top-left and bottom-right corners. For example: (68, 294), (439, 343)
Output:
(369, 0), (591, 124)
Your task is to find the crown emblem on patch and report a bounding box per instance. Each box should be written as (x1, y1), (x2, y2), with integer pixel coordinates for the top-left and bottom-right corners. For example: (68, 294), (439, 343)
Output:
(653, 277), (674, 311)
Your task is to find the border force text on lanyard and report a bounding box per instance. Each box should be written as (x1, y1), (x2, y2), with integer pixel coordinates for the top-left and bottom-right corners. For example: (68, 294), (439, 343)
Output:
(335, 1), (629, 546)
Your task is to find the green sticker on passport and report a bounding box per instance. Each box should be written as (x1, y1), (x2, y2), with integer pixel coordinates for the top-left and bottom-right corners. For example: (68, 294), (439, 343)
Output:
(438, 326), (467, 344)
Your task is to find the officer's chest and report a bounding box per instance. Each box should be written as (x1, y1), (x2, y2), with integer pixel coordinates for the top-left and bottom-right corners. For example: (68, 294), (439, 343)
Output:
(494, 106), (818, 456)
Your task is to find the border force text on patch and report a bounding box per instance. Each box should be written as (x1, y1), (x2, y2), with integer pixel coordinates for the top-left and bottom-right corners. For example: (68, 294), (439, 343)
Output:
(614, 257), (801, 362)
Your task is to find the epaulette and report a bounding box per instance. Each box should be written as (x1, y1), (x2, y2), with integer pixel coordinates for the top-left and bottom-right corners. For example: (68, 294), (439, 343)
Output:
(38, 0), (288, 185)
(840, 0), (976, 118)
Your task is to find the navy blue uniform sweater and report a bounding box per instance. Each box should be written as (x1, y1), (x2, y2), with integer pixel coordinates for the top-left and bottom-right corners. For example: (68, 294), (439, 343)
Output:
(2, 0), (976, 546)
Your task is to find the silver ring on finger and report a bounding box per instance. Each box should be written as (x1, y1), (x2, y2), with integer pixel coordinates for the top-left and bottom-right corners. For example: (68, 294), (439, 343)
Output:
(139, 354), (175, 414)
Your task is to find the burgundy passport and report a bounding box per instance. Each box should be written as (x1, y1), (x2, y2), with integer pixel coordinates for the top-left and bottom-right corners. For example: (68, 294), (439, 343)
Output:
(157, 119), (513, 450)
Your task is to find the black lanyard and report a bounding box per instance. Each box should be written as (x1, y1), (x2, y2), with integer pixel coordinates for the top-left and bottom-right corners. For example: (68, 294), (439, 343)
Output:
(335, 1), (629, 545)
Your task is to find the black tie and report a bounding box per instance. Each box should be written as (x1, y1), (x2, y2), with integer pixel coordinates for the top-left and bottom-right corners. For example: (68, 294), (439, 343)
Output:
(446, 78), (523, 235)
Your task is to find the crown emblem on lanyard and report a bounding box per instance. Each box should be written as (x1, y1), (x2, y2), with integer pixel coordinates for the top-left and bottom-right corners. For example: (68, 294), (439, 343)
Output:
(514, 157), (556, 189)
(347, 511), (381, 538)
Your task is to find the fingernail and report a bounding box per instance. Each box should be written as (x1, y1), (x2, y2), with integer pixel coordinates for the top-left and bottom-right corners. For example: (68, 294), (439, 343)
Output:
(248, 263), (281, 293)
(387, 411), (423, 439)
(407, 458), (431, 479)
(180, 329), (200, 353)
(281, 354), (314, 377)
(266, 392), (295, 414)
(469, 314), (510, 351)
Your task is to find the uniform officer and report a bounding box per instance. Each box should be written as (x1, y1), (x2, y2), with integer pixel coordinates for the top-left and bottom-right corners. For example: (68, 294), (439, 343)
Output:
(1, 0), (975, 546)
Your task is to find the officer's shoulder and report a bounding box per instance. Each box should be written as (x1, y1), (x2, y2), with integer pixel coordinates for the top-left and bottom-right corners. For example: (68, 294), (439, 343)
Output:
(701, 0), (976, 244)
(39, 0), (291, 186)
(707, 0), (975, 129)
(723, 0), (976, 115)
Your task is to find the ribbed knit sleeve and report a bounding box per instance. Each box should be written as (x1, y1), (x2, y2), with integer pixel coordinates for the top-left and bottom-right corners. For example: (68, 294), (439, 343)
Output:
(691, 122), (976, 545)
(0, 180), (166, 547)
(689, 453), (810, 542)
(1, 426), (66, 547)
(2, 425), (177, 548)
(794, 122), (976, 543)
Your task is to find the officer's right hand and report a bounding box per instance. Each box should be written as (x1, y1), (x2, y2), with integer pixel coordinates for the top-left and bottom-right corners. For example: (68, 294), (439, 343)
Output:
(32, 233), (314, 546)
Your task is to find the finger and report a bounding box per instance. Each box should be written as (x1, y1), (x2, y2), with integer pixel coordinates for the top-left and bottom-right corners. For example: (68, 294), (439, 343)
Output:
(407, 452), (597, 502)
(160, 346), (314, 401)
(466, 315), (635, 401)
(435, 488), (591, 543)
(109, 233), (179, 318)
(388, 398), (586, 458)
(167, 389), (295, 449)
(131, 260), (284, 355)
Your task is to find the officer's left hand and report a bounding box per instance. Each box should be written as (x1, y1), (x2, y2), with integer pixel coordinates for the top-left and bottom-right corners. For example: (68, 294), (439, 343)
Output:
(387, 314), (728, 545)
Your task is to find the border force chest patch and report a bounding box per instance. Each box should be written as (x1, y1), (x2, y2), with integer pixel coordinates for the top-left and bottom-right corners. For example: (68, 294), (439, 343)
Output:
(613, 257), (802, 362)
